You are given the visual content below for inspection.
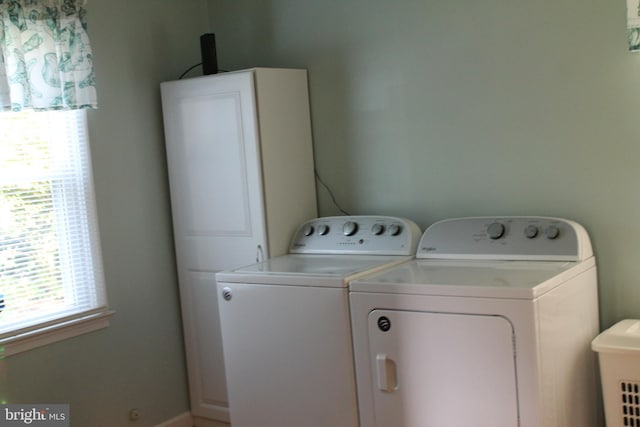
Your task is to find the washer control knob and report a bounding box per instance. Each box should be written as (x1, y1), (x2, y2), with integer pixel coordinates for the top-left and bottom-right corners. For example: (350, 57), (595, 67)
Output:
(318, 224), (330, 236)
(343, 221), (359, 236)
(524, 225), (538, 239)
(371, 224), (385, 235)
(545, 225), (560, 240)
(487, 222), (506, 239)
(303, 225), (314, 236)
(388, 224), (402, 236)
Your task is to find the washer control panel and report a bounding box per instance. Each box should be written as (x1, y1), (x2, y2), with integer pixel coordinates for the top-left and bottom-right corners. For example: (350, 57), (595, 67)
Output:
(418, 216), (593, 261)
(290, 216), (421, 255)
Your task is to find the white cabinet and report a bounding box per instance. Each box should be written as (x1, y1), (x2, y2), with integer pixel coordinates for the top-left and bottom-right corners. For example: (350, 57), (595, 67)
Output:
(160, 68), (317, 424)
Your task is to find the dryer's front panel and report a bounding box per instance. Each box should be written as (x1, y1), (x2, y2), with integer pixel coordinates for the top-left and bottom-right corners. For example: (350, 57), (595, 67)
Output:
(367, 310), (519, 427)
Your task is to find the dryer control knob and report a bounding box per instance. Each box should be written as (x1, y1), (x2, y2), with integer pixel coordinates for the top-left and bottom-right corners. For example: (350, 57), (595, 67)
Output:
(524, 225), (538, 239)
(318, 224), (330, 236)
(388, 224), (402, 236)
(343, 221), (359, 236)
(371, 224), (385, 235)
(545, 225), (560, 240)
(487, 222), (506, 239)
(303, 225), (314, 236)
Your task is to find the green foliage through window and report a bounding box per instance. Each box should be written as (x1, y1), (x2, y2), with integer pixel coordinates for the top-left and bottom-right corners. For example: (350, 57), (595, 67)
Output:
(0, 109), (106, 337)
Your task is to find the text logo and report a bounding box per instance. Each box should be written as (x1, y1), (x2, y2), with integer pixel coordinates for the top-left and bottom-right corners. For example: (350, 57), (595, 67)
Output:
(0, 405), (69, 426)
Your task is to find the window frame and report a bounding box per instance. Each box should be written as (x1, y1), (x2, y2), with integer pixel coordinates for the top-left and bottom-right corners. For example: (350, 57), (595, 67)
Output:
(0, 109), (112, 357)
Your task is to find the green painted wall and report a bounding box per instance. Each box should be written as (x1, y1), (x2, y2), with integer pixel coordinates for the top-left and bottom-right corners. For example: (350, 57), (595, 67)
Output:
(208, 0), (640, 329)
(1, 1), (208, 425)
(3, 0), (637, 424)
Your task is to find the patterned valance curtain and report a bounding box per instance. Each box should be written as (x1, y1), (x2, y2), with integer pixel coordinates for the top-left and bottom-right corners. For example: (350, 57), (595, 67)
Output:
(0, 0), (97, 111)
(629, 0), (640, 51)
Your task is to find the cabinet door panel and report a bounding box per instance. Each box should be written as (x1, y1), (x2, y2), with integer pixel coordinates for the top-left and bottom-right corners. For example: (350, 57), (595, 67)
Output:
(185, 272), (227, 408)
(162, 71), (268, 273)
(179, 93), (250, 236)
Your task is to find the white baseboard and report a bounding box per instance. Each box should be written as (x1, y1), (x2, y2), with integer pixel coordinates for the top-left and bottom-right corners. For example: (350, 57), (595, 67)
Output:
(154, 412), (194, 427)
(193, 415), (231, 427)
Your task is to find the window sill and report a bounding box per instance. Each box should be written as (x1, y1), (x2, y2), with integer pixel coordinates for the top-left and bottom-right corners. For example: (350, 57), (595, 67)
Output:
(0, 310), (115, 357)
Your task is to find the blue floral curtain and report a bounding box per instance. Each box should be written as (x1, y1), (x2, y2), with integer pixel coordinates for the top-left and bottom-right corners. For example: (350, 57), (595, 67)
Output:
(0, 0), (97, 111)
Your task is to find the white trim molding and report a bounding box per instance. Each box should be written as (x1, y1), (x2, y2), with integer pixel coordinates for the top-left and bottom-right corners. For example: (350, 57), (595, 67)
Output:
(154, 412), (194, 427)
(0, 310), (114, 357)
(193, 415), (231, 427)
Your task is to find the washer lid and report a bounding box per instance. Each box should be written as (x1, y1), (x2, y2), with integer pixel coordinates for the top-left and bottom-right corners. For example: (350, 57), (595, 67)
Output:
(216, 254), (413, 287)
(349, 258), (595, 299)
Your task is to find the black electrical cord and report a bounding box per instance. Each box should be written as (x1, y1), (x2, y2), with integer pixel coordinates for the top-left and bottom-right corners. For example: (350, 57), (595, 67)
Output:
(314, 169), (350, 216)
(178, 63), (229, 79)
(178, 63), (203, 79)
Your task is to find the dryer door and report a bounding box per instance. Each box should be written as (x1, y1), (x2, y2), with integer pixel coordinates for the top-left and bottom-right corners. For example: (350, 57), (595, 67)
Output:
(367, 310), (519, 427)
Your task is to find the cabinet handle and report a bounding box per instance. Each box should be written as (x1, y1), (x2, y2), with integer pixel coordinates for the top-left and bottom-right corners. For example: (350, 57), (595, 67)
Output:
(256, 244), (264, 263)
(376, 353), (398, 392)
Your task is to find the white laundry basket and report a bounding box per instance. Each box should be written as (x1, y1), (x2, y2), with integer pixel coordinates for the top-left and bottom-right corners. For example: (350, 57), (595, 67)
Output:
(592, 319), (640, 427)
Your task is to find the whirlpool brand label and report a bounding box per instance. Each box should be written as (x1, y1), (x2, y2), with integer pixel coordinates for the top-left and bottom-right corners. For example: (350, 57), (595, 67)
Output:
(0, 404), (69, 426)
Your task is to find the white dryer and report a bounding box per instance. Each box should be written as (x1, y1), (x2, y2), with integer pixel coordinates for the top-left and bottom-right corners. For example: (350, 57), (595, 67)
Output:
(349, 216), (600, 427)
(216, 215), (421, 427)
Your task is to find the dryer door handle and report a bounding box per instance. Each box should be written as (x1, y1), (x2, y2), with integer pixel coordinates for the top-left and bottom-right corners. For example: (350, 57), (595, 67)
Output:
(376, 354), (398, 392)
(256, 244), (265, 263)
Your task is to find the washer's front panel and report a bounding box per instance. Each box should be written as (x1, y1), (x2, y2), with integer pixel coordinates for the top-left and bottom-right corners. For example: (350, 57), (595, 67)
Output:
(367, 309), (519, 427)
(218, 282), (358, 427)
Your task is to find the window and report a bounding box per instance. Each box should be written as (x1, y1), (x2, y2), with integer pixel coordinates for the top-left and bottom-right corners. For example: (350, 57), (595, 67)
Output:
(0, 109), (110, 356)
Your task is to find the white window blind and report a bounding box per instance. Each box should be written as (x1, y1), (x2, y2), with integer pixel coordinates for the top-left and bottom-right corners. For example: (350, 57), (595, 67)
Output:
(0, 109), (107, 341)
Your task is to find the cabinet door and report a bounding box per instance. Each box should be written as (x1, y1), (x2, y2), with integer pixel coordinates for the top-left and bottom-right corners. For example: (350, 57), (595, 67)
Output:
(183, 272), (228, 420)
(161, 71), (268, 420)
(367, 310), (519, 427)
(162, 71), (268, 271)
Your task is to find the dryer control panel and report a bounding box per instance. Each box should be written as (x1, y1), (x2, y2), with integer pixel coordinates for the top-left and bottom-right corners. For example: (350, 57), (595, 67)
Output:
(290, 216), (421, 255)
(418, 216), (593, 261)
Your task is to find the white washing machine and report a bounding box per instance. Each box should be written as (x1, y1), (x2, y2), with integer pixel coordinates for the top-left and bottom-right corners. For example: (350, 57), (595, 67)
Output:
(349, 216), (600, 427)
(216, 215), (421, 427)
